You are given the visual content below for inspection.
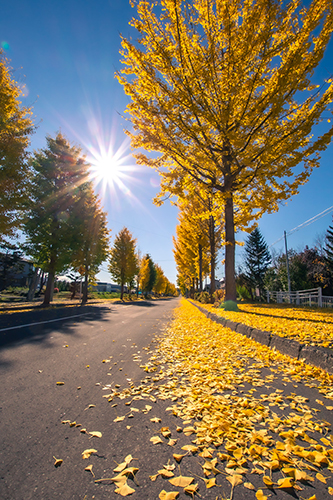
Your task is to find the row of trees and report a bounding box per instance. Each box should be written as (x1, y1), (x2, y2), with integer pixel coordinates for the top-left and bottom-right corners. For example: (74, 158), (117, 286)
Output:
(109, 227), (177, 299)
(238, 224), (333, 300)
(117, 0), (333, 303)
(0, 53), (175, 303)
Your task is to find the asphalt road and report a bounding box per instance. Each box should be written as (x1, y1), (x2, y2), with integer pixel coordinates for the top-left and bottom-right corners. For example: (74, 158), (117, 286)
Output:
(0, 298), (180, 500)
(2, 298), (333, 500)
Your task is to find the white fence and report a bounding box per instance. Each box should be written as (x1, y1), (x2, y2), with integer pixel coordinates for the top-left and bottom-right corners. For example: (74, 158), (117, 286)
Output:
(266, 287), (332, 308)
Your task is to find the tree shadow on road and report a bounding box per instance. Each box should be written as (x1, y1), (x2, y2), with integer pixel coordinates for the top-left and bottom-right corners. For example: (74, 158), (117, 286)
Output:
(0, 305), (111, 350)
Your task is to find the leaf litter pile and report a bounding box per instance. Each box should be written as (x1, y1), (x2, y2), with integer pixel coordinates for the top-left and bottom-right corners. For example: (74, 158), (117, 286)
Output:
(60, 299), (333, 499)
(199, 301), (333, 349)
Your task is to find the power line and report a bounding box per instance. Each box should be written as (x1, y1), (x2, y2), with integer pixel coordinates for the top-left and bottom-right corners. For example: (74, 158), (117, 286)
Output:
(255, 205), (333, 256)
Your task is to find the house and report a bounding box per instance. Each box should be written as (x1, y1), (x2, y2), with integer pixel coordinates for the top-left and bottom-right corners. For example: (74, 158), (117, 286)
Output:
(93, 282), (127, 293)
(0, 253), (34, 291)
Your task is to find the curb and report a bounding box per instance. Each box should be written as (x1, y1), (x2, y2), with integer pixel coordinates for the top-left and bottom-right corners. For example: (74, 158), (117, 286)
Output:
(190, 301), (333, 375)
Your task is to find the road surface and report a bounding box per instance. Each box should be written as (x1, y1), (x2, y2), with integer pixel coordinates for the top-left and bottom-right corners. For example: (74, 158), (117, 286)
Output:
(0, 298), (180, 499)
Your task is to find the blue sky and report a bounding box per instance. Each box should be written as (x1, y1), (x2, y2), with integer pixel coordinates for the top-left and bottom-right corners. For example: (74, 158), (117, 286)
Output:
(1, 0), (333, 285)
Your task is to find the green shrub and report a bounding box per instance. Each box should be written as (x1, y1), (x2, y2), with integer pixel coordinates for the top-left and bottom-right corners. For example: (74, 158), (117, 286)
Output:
(219, 300), (239, 311)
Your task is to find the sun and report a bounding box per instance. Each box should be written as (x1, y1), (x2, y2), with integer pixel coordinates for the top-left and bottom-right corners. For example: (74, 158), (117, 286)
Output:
(90, 154), (122, 185)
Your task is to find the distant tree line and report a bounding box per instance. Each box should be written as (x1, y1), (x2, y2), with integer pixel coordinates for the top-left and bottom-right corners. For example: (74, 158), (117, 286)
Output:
(108, 227), (177, 300)
(238, 224), (333, 300)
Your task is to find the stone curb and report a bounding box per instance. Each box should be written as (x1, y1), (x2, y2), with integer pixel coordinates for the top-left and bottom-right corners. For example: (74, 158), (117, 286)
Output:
(190, 301), (333, 375)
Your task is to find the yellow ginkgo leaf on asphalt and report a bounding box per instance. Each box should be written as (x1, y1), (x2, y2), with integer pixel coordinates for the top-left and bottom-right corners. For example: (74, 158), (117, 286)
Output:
(183, 426), (196, 436)
(85, 465), (95, 477)
(294, 470), (313, 482)
(199, 449), (212, 459)
(82, 449), (97, 459)
(150, 436), (163, 445)
(169, 475), (193, 487)
(114, 416), (125, 422)
(328, 487), (333, 495)
(173, 454), (186, 463)
(168, 438), (177, 446)
(56, 381), (64, 385)
(203, 477), (216, 489)
(150, 474), (159, 481)
(181, 445), (198, 453)
(150, 417), (161, 423)
(158, 469), (174, 478)
(114, 459), (132, 473)
(158, 490), (179, 500)
(160, 427), (171, 438)
(163, 463), (175, 471)
(184, 483), (198, 497)
(53, 456), (63, 467)
(320, 437), (331, 446)
(114, 481), (135, 496)
(233, 448), (243, 460)
(244, 482), (255, 490)
(263, 475), (274, 487)
(277, 477), (294, 488)
(89, 431), (102, 438)
(316, 472), (328, 484)
(256, 491), (268, 500)
(176, 426), (182, 433)
(226, 475), (243, 487)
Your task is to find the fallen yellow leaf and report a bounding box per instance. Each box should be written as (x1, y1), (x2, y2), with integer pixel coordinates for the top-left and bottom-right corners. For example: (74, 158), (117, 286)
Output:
(114, 481), (135, 496)
(89, 431), (102, 438)
(256, 490), (268, 500)
(169, 475), (193, 487)
(85, 464), (95, 477)
(82, 448), (97, 459)
(53, 456), (63, 467)
(150, 436), (163, 444)
(158, 491), (179, 500)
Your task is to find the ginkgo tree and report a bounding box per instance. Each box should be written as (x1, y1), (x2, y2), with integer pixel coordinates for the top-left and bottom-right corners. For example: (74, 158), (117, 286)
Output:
(109, 227), (139, 300)
(117, 0), (333, 301)
(174, 193), (222, 299)
(0, 51), (34, 242)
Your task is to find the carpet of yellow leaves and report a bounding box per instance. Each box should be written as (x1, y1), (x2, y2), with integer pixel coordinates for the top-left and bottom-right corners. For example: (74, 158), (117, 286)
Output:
(109, 299), (333, 497)
(199, 301), (333, 348)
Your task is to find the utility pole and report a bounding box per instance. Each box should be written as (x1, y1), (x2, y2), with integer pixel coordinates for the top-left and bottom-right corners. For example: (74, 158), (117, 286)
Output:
(284, 230), (291, 297)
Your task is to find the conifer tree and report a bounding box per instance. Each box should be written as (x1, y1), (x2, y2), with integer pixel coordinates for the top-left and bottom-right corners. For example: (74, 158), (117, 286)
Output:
(71, 183), (110, 305)
(24, 133), (90, 306)
(117, 0), (333, 302)
(243, 227), (271, 300)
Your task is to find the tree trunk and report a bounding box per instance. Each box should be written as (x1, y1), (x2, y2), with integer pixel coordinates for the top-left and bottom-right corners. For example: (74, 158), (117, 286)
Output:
(199, 243), (203, 292)
(81, 270), (89, 305)
(121, 282), (124, 300)
(43, 269), (55, 306)
(224, 194), (237, 301)
(27, 266), (39, 302)
(209, 215), (216, 302)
